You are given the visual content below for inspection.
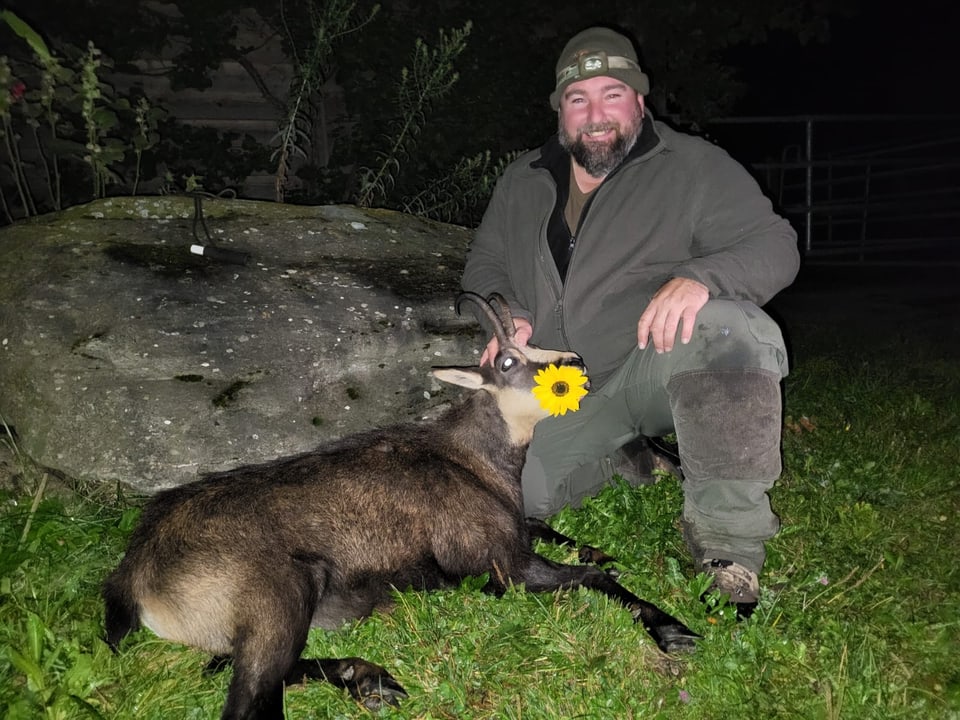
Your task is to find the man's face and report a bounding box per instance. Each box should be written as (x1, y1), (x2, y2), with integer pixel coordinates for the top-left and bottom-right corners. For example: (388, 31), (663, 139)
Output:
(558, 75), (645, 178)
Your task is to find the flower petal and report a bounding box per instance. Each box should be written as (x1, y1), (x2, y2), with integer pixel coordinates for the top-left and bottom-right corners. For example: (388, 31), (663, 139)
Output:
(532, 363), (589, 415)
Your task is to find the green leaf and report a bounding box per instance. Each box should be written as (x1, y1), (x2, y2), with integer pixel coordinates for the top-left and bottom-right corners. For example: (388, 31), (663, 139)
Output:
(58, 693), (107, 719)
(63, 652), (96, 696)
(118, 507), (140, 532)
(91, 108), (118, 130)
(25, 611), (46, 663)
(3, 697), (40, 720)
(0, 548), (28, 577)
(8, 647), (45, 691)
(1, 11), (53, 64)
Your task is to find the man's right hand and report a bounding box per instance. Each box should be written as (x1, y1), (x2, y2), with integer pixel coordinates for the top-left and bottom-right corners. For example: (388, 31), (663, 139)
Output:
(480, 317), (533, 366)
(637, 277), (709, 353)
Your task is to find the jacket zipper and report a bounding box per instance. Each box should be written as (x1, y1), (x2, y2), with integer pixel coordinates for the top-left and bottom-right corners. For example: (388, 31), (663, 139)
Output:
(546, 150), (639, 347)
(539, 115), (664, 352)
(556, 187), (601, 348)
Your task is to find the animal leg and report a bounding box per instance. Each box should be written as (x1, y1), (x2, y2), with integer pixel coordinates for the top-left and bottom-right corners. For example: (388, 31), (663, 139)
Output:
(219, 622), (306, 720)
(219, 572), (317, 720)
(525, 517), (576, 546)
(525, 518), (617, 565)
(286, 657), (408, 711)
(513, 553), (701, 654)
(205, 652), (406, 713)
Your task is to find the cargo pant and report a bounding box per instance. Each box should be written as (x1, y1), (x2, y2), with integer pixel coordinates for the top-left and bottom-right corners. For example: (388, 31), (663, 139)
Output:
(521, 299), (789, 574)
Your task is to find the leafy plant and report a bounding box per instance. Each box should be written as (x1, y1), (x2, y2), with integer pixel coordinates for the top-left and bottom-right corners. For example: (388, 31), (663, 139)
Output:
(127, 96), (165, 196)
(0, 56), (32, 221)
(271, 0), (380, 203)
(355, 22), (472, 209)
(0, 11), (145, 221)
(401, 149), (520, 225)
(77, 40), (124, 200)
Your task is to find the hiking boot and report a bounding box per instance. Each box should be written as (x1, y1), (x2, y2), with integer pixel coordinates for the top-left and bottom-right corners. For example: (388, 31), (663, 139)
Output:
(702, 559), (759, 619)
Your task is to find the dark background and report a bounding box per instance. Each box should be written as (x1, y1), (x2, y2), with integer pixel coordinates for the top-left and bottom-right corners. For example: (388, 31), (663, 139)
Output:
(731, 0), (960, 115)
(2, 0), (958, 269)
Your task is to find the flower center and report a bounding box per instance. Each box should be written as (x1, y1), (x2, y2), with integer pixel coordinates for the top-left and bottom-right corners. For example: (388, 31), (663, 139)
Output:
(552, 381), (569, 397)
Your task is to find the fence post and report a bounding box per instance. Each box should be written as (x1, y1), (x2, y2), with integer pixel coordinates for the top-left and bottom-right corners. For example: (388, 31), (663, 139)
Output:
(805, 117), (813, 254)
(859, 163), (872, 262)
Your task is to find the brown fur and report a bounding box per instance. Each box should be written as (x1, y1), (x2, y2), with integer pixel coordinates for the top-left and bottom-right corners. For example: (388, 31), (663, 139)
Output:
(103, 294), (698, 719)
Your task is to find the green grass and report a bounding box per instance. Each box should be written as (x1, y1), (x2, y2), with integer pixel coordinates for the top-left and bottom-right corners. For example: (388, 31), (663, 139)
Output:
(2, 313), (958, 719)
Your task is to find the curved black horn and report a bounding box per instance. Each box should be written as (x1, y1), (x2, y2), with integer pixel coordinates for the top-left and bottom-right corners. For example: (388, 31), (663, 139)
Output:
(456, 292), (512, 347)
(485, 293), (516, 341)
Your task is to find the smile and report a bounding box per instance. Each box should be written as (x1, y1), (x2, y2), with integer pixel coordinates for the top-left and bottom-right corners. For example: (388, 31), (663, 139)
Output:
(580, 125), (618, 140)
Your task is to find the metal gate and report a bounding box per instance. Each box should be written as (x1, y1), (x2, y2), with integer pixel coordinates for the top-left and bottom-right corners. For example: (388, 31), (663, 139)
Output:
(692, 115), (960, 265)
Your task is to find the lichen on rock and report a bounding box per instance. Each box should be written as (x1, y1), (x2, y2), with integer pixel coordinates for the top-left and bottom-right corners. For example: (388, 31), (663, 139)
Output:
(0, 197), (480, 493)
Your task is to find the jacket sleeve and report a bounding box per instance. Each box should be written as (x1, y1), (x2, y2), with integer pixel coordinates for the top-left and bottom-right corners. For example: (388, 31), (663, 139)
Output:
(670, 146), (801, 306)
(461, 171), (534, 326)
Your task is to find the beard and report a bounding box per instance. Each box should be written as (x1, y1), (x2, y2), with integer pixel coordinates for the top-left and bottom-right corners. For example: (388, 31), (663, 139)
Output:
(559, 106), (644, 178)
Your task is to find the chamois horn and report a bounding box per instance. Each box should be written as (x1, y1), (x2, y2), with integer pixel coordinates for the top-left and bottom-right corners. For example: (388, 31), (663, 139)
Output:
(455, 292), (516, 346)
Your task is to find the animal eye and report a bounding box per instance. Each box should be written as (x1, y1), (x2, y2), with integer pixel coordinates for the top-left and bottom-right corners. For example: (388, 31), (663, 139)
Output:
(500, 356), (515, 371)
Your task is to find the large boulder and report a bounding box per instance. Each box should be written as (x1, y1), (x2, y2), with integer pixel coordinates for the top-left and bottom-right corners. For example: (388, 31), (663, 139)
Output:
(0, 197), (481, 493)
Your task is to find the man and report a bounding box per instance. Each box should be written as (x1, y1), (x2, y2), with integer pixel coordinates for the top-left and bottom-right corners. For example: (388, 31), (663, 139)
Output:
(461, 26), (800, 614)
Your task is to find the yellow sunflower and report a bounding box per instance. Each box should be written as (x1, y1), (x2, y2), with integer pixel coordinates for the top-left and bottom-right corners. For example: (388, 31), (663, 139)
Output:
(532, 364), (589, 416)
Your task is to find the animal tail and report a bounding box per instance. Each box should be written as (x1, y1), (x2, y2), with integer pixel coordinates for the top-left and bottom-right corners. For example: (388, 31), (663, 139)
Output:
(102, 569), (141, 650)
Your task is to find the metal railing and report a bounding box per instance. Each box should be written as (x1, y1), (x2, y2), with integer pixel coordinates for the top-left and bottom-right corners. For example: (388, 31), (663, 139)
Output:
(694, 115), (960, 264)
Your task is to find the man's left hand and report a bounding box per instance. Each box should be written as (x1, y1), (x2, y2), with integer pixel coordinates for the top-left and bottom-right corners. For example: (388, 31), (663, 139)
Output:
(637, 277), (710, 353)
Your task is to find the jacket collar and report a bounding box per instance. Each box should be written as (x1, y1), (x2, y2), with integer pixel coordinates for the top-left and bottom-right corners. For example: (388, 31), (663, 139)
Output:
(532, 112), (666, 282)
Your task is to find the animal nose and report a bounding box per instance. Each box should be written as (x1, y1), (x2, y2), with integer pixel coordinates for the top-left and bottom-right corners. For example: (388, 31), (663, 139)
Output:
(562, 357), (590, 389)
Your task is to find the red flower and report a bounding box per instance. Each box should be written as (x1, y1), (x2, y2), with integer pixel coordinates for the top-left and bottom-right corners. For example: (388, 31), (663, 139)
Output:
(10, 81), (26, 102)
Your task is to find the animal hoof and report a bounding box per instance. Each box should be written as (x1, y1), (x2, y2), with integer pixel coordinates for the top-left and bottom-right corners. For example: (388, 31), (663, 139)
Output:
(346, 660), (408, 710)
(578, 545), (616, 565)
(652, 623), (701, 654)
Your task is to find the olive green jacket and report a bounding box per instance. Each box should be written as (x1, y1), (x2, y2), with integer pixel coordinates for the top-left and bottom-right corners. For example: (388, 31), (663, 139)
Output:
(462, 116), (801, 388)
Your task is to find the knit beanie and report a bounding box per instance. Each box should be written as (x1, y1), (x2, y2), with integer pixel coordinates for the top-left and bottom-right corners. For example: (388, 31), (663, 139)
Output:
(549, 27), (650, 109)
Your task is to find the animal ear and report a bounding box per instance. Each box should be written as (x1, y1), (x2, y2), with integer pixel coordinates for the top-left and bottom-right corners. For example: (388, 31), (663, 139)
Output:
(431, 367), (485, 389)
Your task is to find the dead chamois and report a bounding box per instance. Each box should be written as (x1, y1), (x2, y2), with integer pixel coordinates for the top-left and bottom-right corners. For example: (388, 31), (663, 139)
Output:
(103, 292), (699, 719)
